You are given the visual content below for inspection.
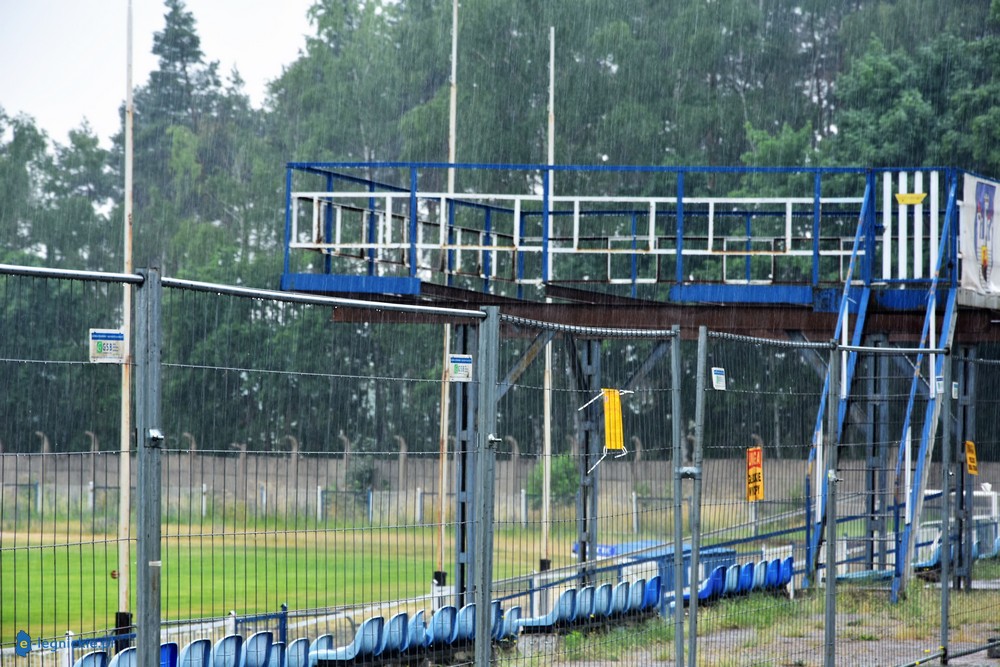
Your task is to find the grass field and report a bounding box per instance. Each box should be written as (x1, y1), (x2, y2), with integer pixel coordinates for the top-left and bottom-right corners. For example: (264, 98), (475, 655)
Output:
(2, 523), (581, 639)
(6, 519), (996, 652)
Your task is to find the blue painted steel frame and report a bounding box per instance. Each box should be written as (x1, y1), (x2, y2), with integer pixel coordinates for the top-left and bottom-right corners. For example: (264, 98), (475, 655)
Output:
(280, 162), (961, 311)
(889, 172), (960, 601)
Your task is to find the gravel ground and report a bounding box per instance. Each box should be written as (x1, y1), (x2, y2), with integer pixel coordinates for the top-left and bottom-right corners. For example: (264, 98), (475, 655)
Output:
(509, 614), (1000, 666)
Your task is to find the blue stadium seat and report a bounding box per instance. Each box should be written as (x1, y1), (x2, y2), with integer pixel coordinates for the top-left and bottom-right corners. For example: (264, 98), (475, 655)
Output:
(74, 652), (109, 667)
(161, 643), (179, 667)
(489, 600), (503, 640)
(575, 585), (595, 622)
(178, 639), (211, 667)
(555, 588), (578, 625)
(779, 556), (794, 588)
(426, 605), (458, 647)
(284, 638), (309, 667)
(310, 636), (333, 654)
(723, 564), (740, 596)
(308, 616), (383, 666)
(496, 605), (521, 641)
(455, 603), (476, 644)
(643, 575), (662, 611)
(266, 643), (283, 667)
(377, 612), (409, 655)
(764, 559), (780, 589)
(627, 578), (646, 613)
(752, 559), (768, 591)
(239, 631), (272, 667)
(520, 588), (576, 630)
(210, 635), (243, 667)
(608, 581), (630, 616)
(737, 562), (754, 594)
(592, 583), (613, 618)
(108, 648), (135, 667)
(407, 610), (427, 649)
(686, 565), (725, 603)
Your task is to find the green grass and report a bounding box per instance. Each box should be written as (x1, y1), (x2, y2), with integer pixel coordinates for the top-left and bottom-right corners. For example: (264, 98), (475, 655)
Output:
(6, 516), (999, 645)
(2, 523), (581, 639)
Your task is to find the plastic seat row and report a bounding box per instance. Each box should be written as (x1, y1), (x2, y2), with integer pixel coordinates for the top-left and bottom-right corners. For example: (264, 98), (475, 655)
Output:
(913, 535), (1000, 572)
(74, 575), (666, 667)
(519, 575), (662, 633)
(664, 556), (793, 610)
(74, 642), (180, 667)
(73, 631), (312, 667)
(305, 600), (519, 666)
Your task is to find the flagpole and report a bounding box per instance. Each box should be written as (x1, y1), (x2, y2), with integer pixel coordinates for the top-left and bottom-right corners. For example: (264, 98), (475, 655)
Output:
(117, 0), (135, 630)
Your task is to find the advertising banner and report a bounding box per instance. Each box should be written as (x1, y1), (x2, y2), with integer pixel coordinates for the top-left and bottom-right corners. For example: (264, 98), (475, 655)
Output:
(961, 174), (1000, 294)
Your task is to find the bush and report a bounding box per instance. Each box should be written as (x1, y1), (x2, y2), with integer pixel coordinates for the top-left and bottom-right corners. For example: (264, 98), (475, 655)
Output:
(526, 454), (579, 508)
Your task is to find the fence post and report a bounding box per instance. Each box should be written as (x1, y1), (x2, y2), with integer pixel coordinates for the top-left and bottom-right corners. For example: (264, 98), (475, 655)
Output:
(823, 347), (839, 667)
(135, 267), (163, 667)
(316, 485), (322, 522)
(939, 350), (952, 659)
(88, 481), (94, 512)
(632, 492), (639, 534)
(62, 631), (73, 667)
(473, 306), (500, 667)
(416, 487), (423, 524)
(670, 325), (685, 662)
(687, 326), (707, 667)
(521, 488), (527, 528)
(279, 603), (288, 646)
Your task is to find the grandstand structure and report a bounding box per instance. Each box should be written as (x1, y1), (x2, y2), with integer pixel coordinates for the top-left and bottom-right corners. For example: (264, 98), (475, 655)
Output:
(4, 162), (1000, 667)
(278, 162), (1000, 603)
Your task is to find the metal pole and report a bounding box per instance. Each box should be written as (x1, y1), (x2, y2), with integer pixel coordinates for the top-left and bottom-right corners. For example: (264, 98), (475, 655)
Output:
(548, 26), (555, 195)
(447, 0), (458, 194)
(542, 337), (552, 566)
(440, 0), (457, 582)
(118, 0), (135, 628)
(824, 348), (840, 667)
(688, 326), (707, 667)
(135, 268), (162, 667)
(939, 350), (952, 661)
(474, 307), (500, 667)
(436, 324), (450, 575)
(670, 326), (685, 665)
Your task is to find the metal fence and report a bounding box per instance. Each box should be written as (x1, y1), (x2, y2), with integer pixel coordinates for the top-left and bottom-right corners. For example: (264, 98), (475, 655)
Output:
(1, 264), (999, 667)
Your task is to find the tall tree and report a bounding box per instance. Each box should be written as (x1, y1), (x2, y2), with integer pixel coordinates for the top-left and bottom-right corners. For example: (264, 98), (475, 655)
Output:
(41, 125), (117, 270)
(0, 110), (50, 260)
(267, 0), (404, 166)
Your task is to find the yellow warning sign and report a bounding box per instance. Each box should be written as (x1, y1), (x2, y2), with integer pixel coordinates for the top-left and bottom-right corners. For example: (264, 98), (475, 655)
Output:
(895, 192), (927, 205)
(603, 388), (624, 452)
(965, 440), (979, 476)
(746, 446), (764, 502)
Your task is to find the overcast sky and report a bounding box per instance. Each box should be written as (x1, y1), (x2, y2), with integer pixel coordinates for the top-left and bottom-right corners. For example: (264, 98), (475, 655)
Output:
(0, 0), (314, 146)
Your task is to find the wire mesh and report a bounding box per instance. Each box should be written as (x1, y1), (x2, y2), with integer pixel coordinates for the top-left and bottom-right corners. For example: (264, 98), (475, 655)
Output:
(490, 316), (680, 665)
(156, 285), (466, 653)
(694, 332), (829, 666)
(0, 273), (131, 662)
(3, 266), (1000, 667)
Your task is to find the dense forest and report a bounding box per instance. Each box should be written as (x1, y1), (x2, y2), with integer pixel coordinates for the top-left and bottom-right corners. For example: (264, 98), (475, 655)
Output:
(2, 0), (1000, 457)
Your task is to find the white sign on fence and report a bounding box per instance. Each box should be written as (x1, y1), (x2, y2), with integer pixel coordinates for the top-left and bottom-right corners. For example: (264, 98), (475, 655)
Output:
(711, 367), (727, 391)
(89, 329), (125, 364)
(448, 354), (473, 382)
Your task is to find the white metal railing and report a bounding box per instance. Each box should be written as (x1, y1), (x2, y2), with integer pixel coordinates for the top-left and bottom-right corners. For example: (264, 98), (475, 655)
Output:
(289, 191), (866, 285)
